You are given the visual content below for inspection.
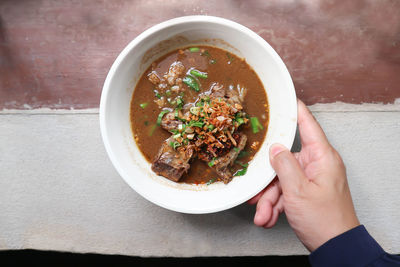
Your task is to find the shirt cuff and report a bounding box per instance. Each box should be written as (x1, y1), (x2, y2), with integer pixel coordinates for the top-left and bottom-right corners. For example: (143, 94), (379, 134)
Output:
(309, 225), (385, 267)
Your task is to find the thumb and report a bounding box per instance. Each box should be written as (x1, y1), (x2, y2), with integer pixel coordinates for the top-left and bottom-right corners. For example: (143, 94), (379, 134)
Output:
(269, 143), (307, 194)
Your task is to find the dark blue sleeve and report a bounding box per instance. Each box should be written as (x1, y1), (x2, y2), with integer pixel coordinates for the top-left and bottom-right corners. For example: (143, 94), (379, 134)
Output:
(309, 225), (400, 267)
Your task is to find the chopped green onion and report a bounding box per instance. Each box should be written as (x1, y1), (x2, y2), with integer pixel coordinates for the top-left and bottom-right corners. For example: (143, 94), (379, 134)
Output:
(183, 75), (200, 92)
(209, 59), (216, 64)
(206, 178), (216, 185)
(148, 124), (157, 136)
(156, 110), (170, 125)
(139, 102), (148, 109)
(208, 157), (217, 167)
(173, 133), (181, 139)
(236, 117), (245, 126)
(169, 141), (181, 150)
(165, 90), (172, 97)
(177, 116), (187, 122)
(226, 52), (235, 63)
(190, 106), (201, 115)
(179, 92), (185, 97)
(154, 90), (162, 99)
(189, 47), (200, 52)
(207, 124), (215, 131)
(237, 150), (248, 159)
(233, 147), (240, 152)
(174, 109), (179, 119)
(236, 161), (249, 168)
(234, 167), (247, 176)
(176, 97), (184, 108)
(167, 98), (176, 105)
(189, 121), (204, 128)
(201, 50), (210, 57)
(250, 116), (263, 133)
(196, 97), (209, 107)
(190, 69), (208, 79)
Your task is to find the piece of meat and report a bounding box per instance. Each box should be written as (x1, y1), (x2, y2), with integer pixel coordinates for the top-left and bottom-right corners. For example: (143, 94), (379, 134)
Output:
(166, 61), (185, 85)
(211, 134), (247, 183)
(226, 84), (247, 105)
(208, 82), (244, 106)
(148, 71), (161, 85)
(151, 137), (194, 182)
(209, 83), (225, 98)
(161, 112), (182, 132)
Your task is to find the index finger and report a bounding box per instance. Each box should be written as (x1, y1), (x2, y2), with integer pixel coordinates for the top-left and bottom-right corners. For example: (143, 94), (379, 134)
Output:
(297, 99), (329, 147)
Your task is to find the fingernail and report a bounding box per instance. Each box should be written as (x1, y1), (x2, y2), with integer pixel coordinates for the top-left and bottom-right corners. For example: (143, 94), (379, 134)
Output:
(270, 143), (286, 159)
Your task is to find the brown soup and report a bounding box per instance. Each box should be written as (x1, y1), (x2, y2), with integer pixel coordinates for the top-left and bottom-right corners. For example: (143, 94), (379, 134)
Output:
(130, 46), (268, 185)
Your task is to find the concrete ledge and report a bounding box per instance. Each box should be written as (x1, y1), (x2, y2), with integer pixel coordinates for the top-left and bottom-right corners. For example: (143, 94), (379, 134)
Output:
(0, 108), (399, 256)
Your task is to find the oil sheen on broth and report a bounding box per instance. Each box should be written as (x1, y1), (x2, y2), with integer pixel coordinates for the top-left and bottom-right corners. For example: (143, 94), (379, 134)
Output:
(130, 46), (268, 185)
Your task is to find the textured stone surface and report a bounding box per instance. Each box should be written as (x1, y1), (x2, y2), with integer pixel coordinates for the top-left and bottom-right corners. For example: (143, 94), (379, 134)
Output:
(0, 109), (399, 256)
(1, 0), (400, 109)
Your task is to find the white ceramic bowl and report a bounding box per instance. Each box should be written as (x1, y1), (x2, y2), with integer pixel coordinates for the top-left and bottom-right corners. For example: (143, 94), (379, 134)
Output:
(100, 16), (297, 214)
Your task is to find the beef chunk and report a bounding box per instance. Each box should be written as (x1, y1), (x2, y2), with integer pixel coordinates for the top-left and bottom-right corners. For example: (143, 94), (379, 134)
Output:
(211, 134), (247, 183)
(209, 83), (225, 98)
(151, 137), (194, 182)
(147, 71), (161, 85)
(161, 112), (182, 133)
(165, 61), (185, 85)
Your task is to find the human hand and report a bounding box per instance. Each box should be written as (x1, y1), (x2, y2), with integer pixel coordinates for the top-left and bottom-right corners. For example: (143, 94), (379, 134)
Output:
(248, 99), (360, 251)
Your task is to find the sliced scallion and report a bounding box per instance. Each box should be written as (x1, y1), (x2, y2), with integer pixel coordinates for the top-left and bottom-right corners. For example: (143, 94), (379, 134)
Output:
(250, 116), (263, 133)
(169, 141), (181, 150)
(189, 47), (200, 52)
(236, 161), (249, 168)
(190, 106), (201, 115)
(167, 98), (176, 105)
(156, 110), (170, 125)
(201, 50), (210, 57)
(237, 150), (248, 159)
(206, 178), (216, 185)
(154, 90), (162, 99)
(190, 69), (208, 79)
(234, 167), (247, 176)
(189, 121), (204, 128)
(236, 117), (245, 126)
(183, 75), (200, 92)
(139, 102), (148, 109)
(208, 157), (217, 167)
(176, 97), (184, 108)
(148, 124), (157, 137)
(226, 52), (235, 63)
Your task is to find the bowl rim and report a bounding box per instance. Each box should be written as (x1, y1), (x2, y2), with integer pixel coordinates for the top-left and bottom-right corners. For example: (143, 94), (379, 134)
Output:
(100, 15), (297, 214)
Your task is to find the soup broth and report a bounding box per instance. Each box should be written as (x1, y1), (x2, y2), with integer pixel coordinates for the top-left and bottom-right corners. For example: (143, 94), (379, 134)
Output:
(130, 46), (269, 185)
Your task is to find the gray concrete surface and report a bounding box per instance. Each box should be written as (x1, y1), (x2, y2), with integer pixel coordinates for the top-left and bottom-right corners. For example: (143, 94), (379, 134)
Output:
(0, 107), (399, 256)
